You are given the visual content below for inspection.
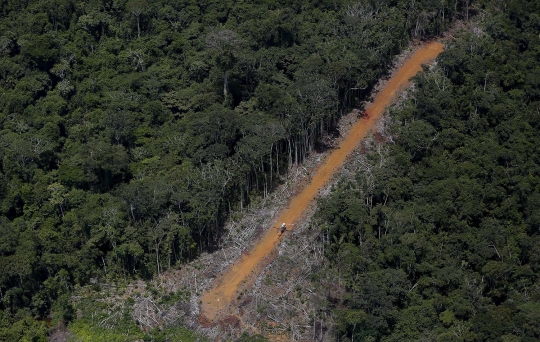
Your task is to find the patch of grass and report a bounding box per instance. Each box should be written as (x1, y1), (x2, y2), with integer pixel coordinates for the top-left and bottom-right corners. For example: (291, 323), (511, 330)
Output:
(70, 294), (204, 342)
(69, 321), (205, 342)
(69, 321), (143, 342)
(158, 289), (189, 307)
(151, 326), (205, 342)
(238, 332), (270, 342)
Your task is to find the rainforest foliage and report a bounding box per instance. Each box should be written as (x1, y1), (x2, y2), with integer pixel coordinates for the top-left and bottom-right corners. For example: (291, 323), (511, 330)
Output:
(318, 1), (540, 341)
(0, 0), (464, 337)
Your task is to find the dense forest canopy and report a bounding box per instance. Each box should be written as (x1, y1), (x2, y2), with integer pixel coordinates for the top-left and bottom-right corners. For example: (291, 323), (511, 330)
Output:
(317, 0), (540, 340)
(0, 0), (464, 336)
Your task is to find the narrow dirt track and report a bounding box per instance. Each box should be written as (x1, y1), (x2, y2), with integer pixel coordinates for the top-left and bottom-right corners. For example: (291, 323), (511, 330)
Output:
(200, 41), (445, 323)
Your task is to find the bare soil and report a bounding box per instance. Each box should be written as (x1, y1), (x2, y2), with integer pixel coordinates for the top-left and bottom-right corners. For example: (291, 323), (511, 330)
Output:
(199, 42), (445, 324)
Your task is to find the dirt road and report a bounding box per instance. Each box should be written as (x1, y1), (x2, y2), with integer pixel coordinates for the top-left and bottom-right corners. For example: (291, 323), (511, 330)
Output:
(200, 41), (445, 323)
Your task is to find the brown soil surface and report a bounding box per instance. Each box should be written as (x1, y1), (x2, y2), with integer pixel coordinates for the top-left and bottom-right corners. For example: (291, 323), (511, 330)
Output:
(200, 41), (445, 323)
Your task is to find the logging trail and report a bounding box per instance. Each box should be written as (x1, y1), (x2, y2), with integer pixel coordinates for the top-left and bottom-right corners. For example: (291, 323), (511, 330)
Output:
(200, 41), (445, 324)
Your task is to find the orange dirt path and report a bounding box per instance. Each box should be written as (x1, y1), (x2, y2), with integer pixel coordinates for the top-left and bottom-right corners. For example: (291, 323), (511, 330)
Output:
(200, 41), (445, 323)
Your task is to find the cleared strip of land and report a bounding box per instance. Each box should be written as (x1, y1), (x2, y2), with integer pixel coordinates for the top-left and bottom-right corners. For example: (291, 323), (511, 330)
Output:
(200, 41), (445, 323)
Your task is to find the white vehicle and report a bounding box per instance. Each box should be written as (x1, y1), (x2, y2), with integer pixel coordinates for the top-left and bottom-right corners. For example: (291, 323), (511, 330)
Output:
(278, 223), (287, 235)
